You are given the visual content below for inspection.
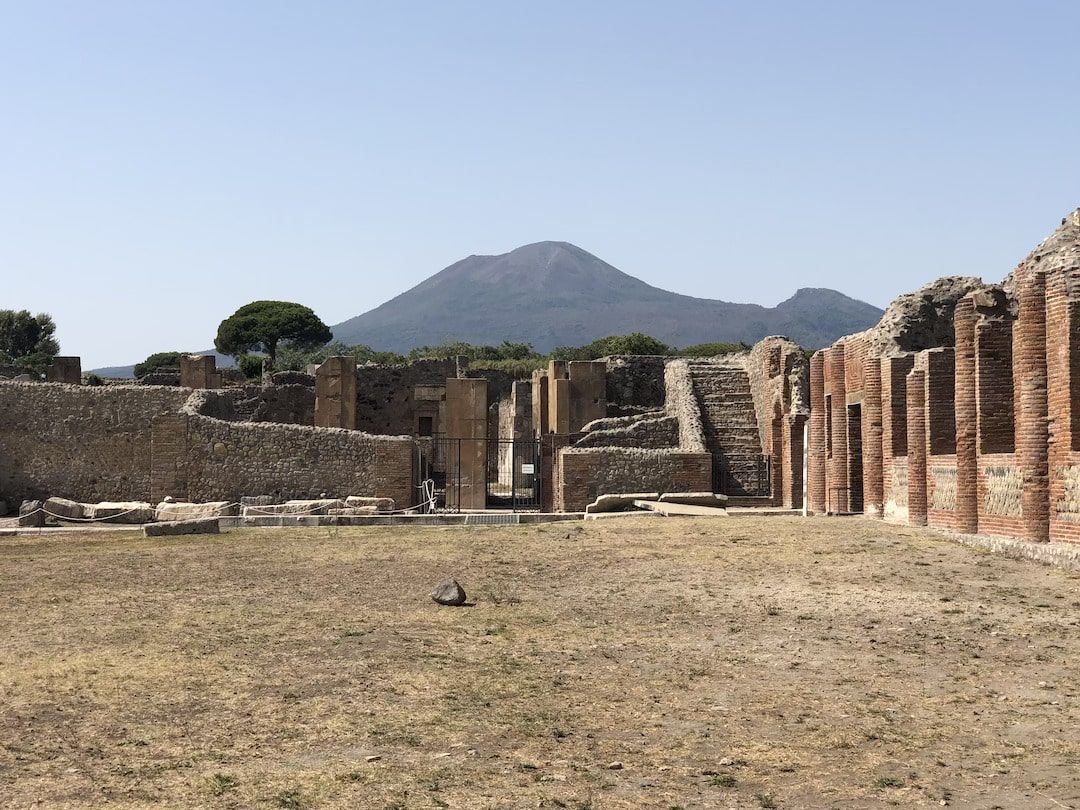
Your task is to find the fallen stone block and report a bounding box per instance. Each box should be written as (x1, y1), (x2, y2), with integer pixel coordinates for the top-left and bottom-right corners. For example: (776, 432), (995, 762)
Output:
(144, 517), (221, 537)
(155, 501), (239, 521)
(242, 499), (342, 517)
(632, 500), (729, 517)
(89, 502), (156, 524)
(44, 497), (90, 521)
(345, 496), (395, 512)
(327, 506), (378, 516)
(19, 500), (45, 528)
(584, 493), (661, 514)
(240, 495), (275, 507)
(658, 492), (728, 508)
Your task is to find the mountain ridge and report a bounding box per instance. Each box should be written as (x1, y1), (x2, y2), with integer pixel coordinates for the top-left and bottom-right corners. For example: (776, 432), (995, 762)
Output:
(92, 241), (883, 375)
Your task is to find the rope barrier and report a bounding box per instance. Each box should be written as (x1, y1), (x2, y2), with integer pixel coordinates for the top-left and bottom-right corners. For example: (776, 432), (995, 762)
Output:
(14, 482), (443, 524)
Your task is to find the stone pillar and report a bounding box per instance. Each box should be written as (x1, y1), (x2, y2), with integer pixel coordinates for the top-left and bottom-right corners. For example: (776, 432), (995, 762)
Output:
(551, 378), (571, 434)
(314, 356), (358, 430)
(45, 356), (81, 385)
(1017, 272), (1050, 542)
(531, 369), (550, 436)
(906, 369), (928, 527)
(808, 351), (827, 514)
(827, 344), (848, 513)
(953, 296), (979, 534)
(180, 355), (221, 389)
(862, 355), (884, 518)
(568, 361), (607, 431)
(445, 377), (488, 511)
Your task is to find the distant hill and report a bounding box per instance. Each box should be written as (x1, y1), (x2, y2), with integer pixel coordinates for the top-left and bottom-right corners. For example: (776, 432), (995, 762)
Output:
(332, 241), (883, 352)
(93, 241), (882, 376)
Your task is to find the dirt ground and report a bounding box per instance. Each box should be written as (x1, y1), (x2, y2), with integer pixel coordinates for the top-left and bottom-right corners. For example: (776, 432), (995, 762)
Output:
(2, 516), (1080, 809)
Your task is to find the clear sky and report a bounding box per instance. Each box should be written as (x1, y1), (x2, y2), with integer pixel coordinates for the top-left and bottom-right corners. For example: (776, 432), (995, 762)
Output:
(2, 1), (1078, 368)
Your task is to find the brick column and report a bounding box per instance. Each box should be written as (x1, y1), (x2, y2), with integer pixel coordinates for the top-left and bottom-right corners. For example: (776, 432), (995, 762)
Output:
(953, 296), (979, 534)
(862, 355), (884, 518)
(808, 352), (827, 514)
(770, 408), (784, 504)
(786, 413), (807, 509)
(827, 344), (848, 513)
(906, 369), (927, 527)
(1017, 272), (1050, 542)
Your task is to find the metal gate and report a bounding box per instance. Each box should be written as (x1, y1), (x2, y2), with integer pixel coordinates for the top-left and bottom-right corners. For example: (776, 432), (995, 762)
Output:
(430, 438), (542, 512)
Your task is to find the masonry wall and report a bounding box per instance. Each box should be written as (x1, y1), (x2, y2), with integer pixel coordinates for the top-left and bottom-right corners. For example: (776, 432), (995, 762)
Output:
(0, 381), (190, 503)
(555, 448), (712, 512)
(152, 411), (416, 509)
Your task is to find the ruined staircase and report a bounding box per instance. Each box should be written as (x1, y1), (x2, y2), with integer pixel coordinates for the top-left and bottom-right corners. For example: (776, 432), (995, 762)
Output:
(688, 361), (769, 497)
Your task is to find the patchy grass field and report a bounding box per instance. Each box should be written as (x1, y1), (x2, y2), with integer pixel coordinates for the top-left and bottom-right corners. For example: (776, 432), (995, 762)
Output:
(2, 516), (1080, 809)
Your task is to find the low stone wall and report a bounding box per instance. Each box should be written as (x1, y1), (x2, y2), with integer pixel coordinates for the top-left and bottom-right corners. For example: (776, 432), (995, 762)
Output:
(555, 448), (712, 512)
(663, 360), (706, 452)
(152, 410), (415, 509)
(574, 415), (678, 449)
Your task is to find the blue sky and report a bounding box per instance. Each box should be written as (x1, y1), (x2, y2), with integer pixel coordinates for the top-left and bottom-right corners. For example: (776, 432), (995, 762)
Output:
(2, 1), (1078, 367)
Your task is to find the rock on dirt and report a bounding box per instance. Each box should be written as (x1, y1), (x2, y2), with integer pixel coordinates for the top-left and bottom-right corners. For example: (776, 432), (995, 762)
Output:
(431, 579), (467, 606)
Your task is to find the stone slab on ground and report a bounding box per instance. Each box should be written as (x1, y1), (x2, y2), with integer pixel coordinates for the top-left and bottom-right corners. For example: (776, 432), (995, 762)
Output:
(242, 500), (343, 517)
(345, 496), (395, 511)
(144, 517), (221, 537)
(327, 506), (379, 516)
(658, 491), (728, 508)
(89, 502), (156, 524)
(632, 500), (729, 517)
(155, 501), (239, 521)
(584, 493), (661, 514)
(44, 497), (89, 520)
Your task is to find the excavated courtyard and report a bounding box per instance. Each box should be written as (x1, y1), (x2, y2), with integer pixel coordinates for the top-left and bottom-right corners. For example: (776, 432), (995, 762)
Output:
(2, 517), (1080, 809)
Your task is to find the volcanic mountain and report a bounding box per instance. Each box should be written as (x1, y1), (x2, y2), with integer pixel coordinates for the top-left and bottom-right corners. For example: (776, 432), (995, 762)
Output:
(331, 241), (882, 351)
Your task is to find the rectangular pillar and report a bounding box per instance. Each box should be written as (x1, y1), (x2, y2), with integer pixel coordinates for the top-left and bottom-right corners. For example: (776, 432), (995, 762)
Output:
(567, 361), (607, 431)
(827, 344), (849, 513)
(445, 377), (489, 511)
(180, 355), (221, 389)
(45, 356), (81, 385)
(314, 356), (358, 430)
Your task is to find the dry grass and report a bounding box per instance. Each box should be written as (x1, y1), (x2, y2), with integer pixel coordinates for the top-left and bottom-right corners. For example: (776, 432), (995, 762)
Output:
(2, 516), (1080, 808)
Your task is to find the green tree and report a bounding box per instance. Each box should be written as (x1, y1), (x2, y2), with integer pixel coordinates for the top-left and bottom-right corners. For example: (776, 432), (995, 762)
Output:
(0, 310), (60, 369)
(134, 351), (185, 378)
(214, 301), (332, 369)
(551, 333), (671, 361)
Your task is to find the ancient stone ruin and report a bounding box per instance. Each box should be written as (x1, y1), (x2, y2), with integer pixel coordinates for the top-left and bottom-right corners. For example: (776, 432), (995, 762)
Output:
(809, 209), (1080, 544)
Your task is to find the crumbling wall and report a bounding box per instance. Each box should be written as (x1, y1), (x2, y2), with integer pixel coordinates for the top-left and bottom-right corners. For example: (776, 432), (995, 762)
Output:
(663, 360), (707, 452)
(604, 355), (668, 411)
(573, 415), (678, 449)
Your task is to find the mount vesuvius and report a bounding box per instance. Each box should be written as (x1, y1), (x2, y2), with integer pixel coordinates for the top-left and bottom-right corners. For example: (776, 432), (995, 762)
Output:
(331, 241), (882, 352)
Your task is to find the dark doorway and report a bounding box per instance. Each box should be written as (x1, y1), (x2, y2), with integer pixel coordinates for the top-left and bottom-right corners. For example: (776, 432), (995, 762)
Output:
(847, 404), (864, 513)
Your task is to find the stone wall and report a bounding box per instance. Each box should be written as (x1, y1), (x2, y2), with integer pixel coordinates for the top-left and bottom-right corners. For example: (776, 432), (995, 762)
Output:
(604, 355), (668, 410)
(555, 448), (712, 512)
(0, 381), (190, 503)
(663, 360), (707, 452)
(152, 408), (415, 508)
(574, 415), (678, 449)
(0, 379), (416, 509)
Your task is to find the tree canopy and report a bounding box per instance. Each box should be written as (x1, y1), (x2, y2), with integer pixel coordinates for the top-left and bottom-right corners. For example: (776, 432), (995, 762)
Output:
(0, 310), (60, 369)
(134, 351), (185, 378)
(214, 301), (332, 368)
